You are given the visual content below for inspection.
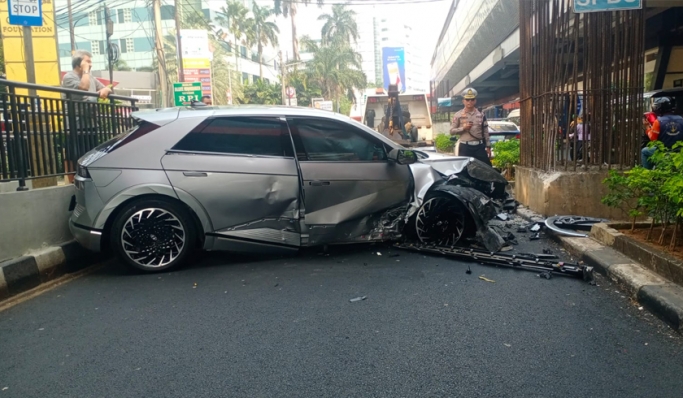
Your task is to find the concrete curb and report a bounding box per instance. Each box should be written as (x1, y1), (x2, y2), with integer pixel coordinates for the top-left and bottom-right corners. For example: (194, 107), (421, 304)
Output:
(515, 207), (683, 332)
(0, 241), (104, 301)
(590, 223), (683, 286)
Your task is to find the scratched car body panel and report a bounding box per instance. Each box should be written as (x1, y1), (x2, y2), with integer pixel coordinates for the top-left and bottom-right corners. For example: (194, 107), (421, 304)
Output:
(69, 106), (509, 272)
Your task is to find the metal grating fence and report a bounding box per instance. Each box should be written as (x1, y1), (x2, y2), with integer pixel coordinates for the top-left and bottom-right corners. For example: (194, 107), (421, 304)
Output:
(0, 79), (138, 184)
(519, 0), (645, 171)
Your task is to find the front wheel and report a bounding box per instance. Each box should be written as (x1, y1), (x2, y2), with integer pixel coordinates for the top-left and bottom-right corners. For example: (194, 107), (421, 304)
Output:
(415, 194), (471, 246)
(110, 198), (197, 272)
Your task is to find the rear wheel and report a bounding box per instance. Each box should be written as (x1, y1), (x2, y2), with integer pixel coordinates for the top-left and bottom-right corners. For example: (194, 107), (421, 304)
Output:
(415, 194), (470, 246)
(110, 198), (196, 272)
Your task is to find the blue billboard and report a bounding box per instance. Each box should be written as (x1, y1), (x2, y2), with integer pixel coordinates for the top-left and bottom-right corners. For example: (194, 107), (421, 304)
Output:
(382, 47), (406, 92)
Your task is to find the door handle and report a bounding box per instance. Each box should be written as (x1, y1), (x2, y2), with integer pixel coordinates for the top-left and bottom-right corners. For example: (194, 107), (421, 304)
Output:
(309, 181), (330, 186)
(183, 171), (208, 177)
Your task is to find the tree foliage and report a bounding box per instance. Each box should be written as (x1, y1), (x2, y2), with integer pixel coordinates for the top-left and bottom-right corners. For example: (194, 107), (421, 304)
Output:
(602, 142), (683, 248)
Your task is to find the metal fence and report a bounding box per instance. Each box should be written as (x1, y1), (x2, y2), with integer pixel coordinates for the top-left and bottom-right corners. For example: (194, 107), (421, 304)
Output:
(519, 0), (645, 171)
(0, 79), (138, 187)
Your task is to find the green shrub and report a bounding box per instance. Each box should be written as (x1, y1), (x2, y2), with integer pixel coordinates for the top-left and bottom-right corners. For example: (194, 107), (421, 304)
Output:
(435, 133), (454, 153)
(492, 138), (520, 170)
(602, 141), (683, 248)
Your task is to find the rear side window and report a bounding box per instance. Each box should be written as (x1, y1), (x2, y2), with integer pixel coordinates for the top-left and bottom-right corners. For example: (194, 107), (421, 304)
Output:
(172, 117), (289, 157)
(94, 121), (160, 154)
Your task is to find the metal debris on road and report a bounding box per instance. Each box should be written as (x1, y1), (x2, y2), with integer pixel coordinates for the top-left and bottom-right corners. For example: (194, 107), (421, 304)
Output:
(479, 276), (496, 283)
(530, 233), (541, 240)
(466, 265), (472, 274)
(497, 213), (509, 221)
(530, 223), (541, 232)
(349, 296), (367, 303)
(538, 271), (553, 280)
(394, 243), (594, 282)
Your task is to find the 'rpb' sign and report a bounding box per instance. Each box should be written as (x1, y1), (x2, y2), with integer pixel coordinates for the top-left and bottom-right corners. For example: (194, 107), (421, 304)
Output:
(573, 0), (642, 13)
(7, 0), (43, 27)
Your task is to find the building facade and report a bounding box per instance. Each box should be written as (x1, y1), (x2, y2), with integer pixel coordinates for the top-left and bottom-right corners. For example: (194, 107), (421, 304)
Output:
(54, 0), (280, 105)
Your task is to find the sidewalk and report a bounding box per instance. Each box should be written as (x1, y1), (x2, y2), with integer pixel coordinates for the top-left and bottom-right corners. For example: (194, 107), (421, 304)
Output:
(517, 207), (683, 332)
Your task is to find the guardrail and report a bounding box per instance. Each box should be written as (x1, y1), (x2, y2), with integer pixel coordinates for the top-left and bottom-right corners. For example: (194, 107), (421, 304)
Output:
(0, 78), (139, 189)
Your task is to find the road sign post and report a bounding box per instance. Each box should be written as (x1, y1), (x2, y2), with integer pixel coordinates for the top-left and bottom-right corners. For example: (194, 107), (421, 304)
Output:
(8, 0), (43, 26)
(286, 86), (297, 106)
(173, 82), (203, 106)
(573, 0), (642, 13)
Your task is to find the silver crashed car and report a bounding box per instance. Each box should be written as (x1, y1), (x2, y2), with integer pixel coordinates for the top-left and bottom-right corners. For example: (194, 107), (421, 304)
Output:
(70, 106), (509, 272)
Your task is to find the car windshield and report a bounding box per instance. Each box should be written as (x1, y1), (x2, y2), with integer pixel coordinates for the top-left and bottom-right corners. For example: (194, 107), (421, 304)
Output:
(488, 123), (519, 132)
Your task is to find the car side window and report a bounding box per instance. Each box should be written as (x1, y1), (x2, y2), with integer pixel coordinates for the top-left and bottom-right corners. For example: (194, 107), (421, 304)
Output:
(172, 117), (290, 157)
(289, 118), (387, 162)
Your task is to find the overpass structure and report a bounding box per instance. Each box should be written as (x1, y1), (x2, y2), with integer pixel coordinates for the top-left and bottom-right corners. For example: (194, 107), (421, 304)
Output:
(430, 0), (521, 112)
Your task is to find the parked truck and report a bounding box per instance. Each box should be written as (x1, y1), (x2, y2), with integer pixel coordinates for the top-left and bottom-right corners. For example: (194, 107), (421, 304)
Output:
(353, 88), (434, 147)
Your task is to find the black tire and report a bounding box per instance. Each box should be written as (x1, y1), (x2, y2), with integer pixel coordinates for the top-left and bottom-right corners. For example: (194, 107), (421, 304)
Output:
(413, 193), (474, 246)
(110, 197), (197, 272)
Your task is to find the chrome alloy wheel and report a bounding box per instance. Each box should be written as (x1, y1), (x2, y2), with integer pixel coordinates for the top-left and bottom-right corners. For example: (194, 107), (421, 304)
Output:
(121, 208), (186, 268)
(415, 196), (467, 246)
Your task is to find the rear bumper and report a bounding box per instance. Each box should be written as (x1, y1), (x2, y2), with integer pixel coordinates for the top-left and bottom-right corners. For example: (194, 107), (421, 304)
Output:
(69, 219), (103, 252)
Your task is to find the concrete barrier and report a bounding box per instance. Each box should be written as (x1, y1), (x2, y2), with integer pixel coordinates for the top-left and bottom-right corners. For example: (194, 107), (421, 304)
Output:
(514, 166), (629, 220)
(0, 185), (75, 262)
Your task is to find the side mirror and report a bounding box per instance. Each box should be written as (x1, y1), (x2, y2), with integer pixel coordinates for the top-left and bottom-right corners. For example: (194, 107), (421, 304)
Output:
(388, 148), (418, 165)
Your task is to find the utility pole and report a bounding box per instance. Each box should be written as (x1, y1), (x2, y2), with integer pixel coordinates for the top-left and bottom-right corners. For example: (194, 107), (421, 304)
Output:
(175, 0), (185, 82)
(279, 51), (286, 105)
(67, 0), (76, 53)
(153, 0), (168, 107)
(104, 5), (114, 86)
(22, 27), (36, 97)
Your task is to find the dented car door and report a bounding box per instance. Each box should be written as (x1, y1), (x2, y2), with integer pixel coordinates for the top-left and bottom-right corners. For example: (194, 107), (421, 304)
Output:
(162, 116), (301, 249)
(287, 117), (412, 244)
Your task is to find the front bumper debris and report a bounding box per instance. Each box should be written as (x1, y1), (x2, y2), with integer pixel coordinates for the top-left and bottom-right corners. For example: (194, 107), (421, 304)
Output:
(394, 242), (594, 282)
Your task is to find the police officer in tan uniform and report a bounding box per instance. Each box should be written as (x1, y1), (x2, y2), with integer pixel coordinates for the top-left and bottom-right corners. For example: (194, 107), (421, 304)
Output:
(450, 88), (492, 166)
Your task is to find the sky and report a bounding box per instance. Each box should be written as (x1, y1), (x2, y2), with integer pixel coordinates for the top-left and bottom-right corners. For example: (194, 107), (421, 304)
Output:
(207, 0), (453, 86)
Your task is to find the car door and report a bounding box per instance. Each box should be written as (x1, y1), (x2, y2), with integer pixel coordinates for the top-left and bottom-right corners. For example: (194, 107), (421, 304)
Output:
(161, 116), (301, 252)
(287, 117), (412, 245)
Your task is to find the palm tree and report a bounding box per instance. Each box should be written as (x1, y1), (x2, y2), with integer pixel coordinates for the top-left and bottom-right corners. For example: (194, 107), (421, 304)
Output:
(247, 2), (279, 80)
(217, 0), (250, 73)
(318, 4), (359, 47)
(273, 0), (323, 61)
(305, 44), (366, 105)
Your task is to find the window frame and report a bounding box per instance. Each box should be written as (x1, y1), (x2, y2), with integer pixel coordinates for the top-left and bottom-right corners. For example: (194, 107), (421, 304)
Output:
(168, 116), (295, 159)
(286, 117), (391, 163)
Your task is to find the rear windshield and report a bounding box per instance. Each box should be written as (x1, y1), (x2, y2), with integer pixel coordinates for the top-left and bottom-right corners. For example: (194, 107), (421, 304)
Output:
(488, 123), (519, 132)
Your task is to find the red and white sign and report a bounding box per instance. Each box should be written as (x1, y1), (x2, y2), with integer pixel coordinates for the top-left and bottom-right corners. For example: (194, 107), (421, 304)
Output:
(286, 86), (296, 98)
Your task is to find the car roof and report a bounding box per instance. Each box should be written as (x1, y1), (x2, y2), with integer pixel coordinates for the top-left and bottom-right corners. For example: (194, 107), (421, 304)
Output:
(130, 105), (403, 149)
(132, 105), (357, 123)
(644, 88), (683, 98)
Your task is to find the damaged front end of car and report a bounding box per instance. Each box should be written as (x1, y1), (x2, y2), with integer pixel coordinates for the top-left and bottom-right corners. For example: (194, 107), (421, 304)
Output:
(375, 156), (513, 252)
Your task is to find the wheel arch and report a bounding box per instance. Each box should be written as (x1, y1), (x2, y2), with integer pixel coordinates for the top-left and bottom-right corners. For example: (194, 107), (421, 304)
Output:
(95, 184), (212, 250)
(426, 184), (498, 232)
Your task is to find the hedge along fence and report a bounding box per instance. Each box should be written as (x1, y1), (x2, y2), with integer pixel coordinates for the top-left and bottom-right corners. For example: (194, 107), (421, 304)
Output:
(602, 141), (683, 250)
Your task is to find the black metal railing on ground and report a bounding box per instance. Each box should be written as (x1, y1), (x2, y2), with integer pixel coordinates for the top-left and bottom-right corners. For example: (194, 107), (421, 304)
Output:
(0, 78), (138, 189)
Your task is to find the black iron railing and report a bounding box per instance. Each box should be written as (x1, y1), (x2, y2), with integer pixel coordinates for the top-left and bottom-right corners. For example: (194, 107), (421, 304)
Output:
(0, 78), (138, 188)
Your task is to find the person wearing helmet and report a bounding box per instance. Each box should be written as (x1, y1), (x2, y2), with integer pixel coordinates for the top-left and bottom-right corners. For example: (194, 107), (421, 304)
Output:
(449, 88), (492, 166)
(641, 97), (683, 169)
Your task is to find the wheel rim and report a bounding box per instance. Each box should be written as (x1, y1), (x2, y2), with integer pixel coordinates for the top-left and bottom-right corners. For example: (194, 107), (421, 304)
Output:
(415, 197), (467, 246)
(121, 208), (186, 268)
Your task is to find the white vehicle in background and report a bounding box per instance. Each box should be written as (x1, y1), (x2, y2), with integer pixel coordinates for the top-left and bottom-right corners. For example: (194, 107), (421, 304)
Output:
(354, 88), (435, 146)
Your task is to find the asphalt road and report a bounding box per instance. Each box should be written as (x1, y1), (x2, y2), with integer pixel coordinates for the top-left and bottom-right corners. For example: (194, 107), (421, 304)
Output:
(1, 237), (683, 398)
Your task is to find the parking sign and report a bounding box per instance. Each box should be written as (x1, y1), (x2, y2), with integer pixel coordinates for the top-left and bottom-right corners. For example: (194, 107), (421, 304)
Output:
(8, 0), (43, 27)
